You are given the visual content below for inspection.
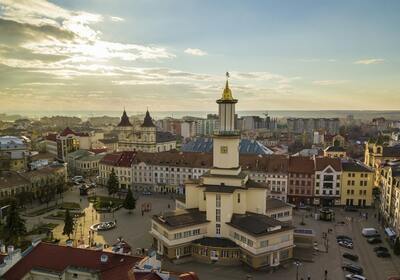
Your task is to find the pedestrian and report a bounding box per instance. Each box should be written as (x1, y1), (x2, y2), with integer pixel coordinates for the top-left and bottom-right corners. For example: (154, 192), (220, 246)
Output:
(324, 269), (328, 280)
(141, 210), (144, 216)
(168, 204), (170, 209)
(115, 219), (117, 224)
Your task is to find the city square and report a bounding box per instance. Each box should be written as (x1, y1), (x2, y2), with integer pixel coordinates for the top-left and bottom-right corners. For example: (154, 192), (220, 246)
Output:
(20, 185), (400, 280)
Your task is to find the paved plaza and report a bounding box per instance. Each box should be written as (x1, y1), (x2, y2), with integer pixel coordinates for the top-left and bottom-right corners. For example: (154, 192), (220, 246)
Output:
(24, 188), (400, 280)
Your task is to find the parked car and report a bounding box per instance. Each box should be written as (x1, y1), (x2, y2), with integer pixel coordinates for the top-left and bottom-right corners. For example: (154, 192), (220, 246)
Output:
(376, 251), (391, 258)
(339, 240), (354, 249)
(362, 228), (379, 237)
(367, 237), (382, 244)
(337, 235), (353, 242)
(345, 274), (367, 280)
(343, 252), (359, 261)
(374, 246), (388, 252)
(142, 191), (152, 195)
(342, 263), (363, 275)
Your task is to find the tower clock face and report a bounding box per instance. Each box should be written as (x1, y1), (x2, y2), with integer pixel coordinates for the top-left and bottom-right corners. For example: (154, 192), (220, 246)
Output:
(220, 146), (228, 153)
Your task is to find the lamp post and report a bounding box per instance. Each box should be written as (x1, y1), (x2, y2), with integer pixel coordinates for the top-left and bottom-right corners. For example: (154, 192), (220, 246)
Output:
(294, 261), (302, 280)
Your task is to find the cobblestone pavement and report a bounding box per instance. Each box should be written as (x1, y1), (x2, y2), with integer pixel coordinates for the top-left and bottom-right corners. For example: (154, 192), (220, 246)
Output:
(24, 191), (400, 280)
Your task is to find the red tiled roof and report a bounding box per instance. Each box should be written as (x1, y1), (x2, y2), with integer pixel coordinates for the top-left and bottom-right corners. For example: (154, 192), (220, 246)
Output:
(3, 242), (141, 280)
(59, 127), (89, 137)
(45, 133), (57, 141)
(288, 156), (315, 173)
(314, 157), (342, 171)
(100, 151), (136, 167)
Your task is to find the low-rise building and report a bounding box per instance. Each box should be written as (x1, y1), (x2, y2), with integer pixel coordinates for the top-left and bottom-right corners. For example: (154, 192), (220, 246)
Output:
(0, 171), (31, 200)
(0, 136), (28, 171)
(314, 157), (342, 206)
(99, 151), (135, 189)
(287, 157), (315, 205)
(340, 160), (374, 207)
(66, 150), (105, 177)
(364, 141), (400, 168)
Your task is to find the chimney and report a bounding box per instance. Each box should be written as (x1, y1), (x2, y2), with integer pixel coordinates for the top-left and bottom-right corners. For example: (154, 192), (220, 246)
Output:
(7, 245), (14, 255)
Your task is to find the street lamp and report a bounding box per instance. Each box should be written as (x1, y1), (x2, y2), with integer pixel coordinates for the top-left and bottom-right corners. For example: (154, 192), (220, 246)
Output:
(294, 260), (302, 280)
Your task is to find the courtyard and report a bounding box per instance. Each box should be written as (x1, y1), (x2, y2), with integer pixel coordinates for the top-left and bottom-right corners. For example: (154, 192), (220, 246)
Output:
(23, 187), (400, 280)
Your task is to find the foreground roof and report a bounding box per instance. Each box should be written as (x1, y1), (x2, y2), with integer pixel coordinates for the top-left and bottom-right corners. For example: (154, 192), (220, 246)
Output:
(3, 242), (141, 280)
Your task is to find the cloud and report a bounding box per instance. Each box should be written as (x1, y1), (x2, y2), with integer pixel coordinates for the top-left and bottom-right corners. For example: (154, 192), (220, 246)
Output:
(110, 16), (124, 22)
(184, 48), (207, 56)
(312, 80), (348, 86)
(354, 58), (384, 65)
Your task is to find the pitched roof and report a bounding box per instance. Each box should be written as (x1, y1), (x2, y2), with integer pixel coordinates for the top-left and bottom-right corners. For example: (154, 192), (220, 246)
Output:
(156, 131), (176, 143)
(341, 160), (373, 172)
(45, 133), (57, 141)
(382, 145), (400, 157)
(0, 171), (30, 189)
(288, 156), (314, 173)
(181, 137), (273, 155)
(117, 110), (132, 127)
(314, 157), (342, 171)
(325, 145), (346, 152)
(3, 242), (141, 280)
(59, 127), (89, 137)
(141, 110), (156, 127)
(100, 151), (136, 167)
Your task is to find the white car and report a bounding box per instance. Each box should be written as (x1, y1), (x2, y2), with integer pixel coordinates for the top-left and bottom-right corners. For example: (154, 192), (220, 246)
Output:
(345, 274), (367, 280)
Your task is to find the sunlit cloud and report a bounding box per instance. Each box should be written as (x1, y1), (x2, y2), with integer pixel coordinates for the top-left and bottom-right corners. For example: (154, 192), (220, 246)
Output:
(184, 48), (208, 56)
(110, 16), (124, 22)
(354, 58), (384, 65)
(312, 80), (348, 86)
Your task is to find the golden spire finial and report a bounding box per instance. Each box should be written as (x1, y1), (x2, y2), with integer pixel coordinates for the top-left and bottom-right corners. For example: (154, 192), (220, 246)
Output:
(222, 71), (233, 100)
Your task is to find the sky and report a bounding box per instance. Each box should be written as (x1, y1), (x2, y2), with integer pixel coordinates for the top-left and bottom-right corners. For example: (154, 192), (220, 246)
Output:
(0, 0), (399, 113)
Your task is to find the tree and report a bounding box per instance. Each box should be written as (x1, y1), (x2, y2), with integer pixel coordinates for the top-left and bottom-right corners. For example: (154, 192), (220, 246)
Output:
(123, 188), (136, 214)
(63, 209), (74, 240)
(16, 191), (34, 208)
(42, 184), (56, 208)
(4, 201), (26, 245)
(107, 168), (119, 196)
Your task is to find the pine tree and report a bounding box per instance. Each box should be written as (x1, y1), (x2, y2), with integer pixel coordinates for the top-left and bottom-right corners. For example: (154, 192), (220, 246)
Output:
(123, 188), (136, 214)
(63, 209), (74, 240)
(394, 237), (400, 255)
(107, 168), (119, 196)
(5, 201), (26, 244)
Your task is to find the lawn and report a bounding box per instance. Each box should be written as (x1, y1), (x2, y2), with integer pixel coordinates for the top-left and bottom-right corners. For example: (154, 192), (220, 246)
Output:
(24, 205), (58, 217)
(58, 201), (81, 210)
(88, 195), (123, 212)
(27, 223), (58, 235)
(45, 210), (84, 220)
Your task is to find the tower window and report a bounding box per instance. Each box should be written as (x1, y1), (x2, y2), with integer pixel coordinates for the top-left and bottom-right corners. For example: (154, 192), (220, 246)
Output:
(237, 193), (241, 203)
(220, 146), (228, 154)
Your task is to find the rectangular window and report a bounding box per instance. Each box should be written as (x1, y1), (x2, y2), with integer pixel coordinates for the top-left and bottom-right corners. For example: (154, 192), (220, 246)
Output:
(216, 224), (221, 235)
(216, 209), (221, 222)
(260, 240), (268, 247)
(216, 194), (221, 208)
(237, 193), (241, 203)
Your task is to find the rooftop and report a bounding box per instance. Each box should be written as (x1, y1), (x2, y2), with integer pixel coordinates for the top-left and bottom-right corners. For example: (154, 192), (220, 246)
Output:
(153, 209), (209, 229)
(342, 160), (373, 173)
(3, 242), (142, 280)
(181, 137), (273, 155)
(265, 198), (292, 211)
(228, 212), (293, 237)
(0, 171), (30, 189)
(325, 145), (346, 152)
